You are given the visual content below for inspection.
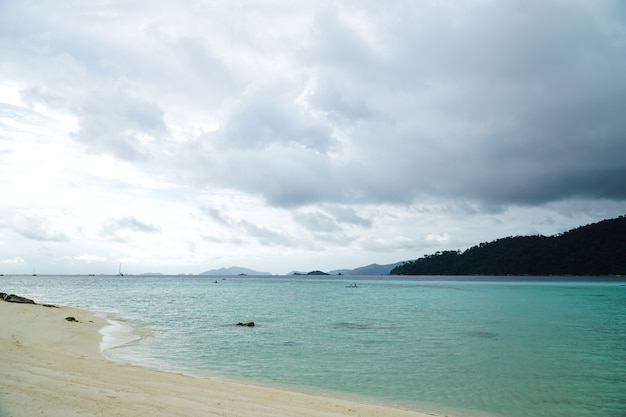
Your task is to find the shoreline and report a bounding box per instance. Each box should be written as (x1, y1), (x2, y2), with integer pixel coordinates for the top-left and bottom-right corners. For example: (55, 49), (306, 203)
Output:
(0, 299), (466, 417)
(98, 315), (141, 352)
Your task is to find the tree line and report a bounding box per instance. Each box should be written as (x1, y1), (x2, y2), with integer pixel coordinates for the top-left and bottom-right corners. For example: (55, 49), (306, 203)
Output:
(391, 215), (626, 276)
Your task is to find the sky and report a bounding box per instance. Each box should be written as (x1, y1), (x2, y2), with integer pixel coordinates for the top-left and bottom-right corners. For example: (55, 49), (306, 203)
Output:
(1, 0), (625, 275)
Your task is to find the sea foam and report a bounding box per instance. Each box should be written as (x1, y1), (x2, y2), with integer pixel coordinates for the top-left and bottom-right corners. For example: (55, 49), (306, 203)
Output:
(97, 313), (140, 352)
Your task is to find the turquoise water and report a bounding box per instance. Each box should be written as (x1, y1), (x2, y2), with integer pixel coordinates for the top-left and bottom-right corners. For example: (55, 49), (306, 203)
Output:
(2, 275), (625, 417)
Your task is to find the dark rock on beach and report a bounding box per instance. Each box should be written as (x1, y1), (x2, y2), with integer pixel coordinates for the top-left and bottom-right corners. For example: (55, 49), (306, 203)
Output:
(0, 292), (35, 304)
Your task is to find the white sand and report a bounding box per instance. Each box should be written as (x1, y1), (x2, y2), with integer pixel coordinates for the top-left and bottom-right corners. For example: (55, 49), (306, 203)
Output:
(0, 300), (455, 417)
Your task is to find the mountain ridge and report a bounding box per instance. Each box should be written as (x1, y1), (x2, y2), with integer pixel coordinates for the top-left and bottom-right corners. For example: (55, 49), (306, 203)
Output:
(329, 262), (404, 275)
(199, 266), (272, 276)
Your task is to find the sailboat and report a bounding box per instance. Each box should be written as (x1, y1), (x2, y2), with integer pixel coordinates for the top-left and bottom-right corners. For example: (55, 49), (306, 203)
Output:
(118, 262), (124, 277)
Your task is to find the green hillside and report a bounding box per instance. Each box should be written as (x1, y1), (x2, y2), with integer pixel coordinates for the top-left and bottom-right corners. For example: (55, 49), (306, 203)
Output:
(391, 215), (626, 276)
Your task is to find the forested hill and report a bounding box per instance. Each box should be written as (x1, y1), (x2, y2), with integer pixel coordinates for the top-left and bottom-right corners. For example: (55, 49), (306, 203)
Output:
(391, 215), (626, 276)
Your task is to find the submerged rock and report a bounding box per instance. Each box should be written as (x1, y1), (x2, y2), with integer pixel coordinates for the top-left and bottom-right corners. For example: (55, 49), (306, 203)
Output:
(466, 331), (497, 339)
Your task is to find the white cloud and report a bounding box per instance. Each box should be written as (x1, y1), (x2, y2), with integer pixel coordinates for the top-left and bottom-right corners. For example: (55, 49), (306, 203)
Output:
(426, 233), (451, 243)
(74, 254), (107, 263)
(0, 257), (25, 265)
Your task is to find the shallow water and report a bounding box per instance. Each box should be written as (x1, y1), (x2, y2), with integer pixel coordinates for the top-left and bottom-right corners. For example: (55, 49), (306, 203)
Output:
(3, 275), (625, 417)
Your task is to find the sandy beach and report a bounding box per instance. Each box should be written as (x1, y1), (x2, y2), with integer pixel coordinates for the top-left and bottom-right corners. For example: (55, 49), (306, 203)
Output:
(0, 299), (450, 417)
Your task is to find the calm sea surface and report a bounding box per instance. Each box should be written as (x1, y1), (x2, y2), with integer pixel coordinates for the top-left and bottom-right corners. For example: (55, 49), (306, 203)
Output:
(2, 275), (625, 417)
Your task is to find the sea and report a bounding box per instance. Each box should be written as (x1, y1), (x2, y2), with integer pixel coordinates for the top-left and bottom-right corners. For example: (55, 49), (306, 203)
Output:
(2, 275), (625, 417)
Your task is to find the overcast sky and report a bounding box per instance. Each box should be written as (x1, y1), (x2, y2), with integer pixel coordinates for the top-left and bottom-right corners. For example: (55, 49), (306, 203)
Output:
(1, 0), (625, 275)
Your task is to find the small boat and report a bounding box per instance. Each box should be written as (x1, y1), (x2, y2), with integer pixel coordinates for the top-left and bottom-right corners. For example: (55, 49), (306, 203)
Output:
(346, 282), (358, 288)
(118, 263), (124, 277)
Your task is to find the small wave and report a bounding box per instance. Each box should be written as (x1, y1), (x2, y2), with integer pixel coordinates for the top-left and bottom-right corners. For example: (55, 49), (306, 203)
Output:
(330, 322), (397, 330)
(98, 315), (141, 351)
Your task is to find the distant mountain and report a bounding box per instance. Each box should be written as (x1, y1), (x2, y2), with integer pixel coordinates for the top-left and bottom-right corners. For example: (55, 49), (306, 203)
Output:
(286, 262), (404, 276)
(330, 262), (405, 275)
(199, 266), (272, 276)
(391, 215), (626, 276)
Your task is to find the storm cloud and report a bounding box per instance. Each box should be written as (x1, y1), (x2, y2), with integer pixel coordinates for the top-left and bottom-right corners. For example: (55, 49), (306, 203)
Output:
(1, 0), (624, 274)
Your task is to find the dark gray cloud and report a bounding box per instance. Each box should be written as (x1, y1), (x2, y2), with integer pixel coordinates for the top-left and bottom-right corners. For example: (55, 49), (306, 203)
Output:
(2, 0), (626, 274)
(292, 211), (343, 234)
(9, 0), (624, 210)
(324, 205), (372, 228)
(151, 0), (623, 211)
